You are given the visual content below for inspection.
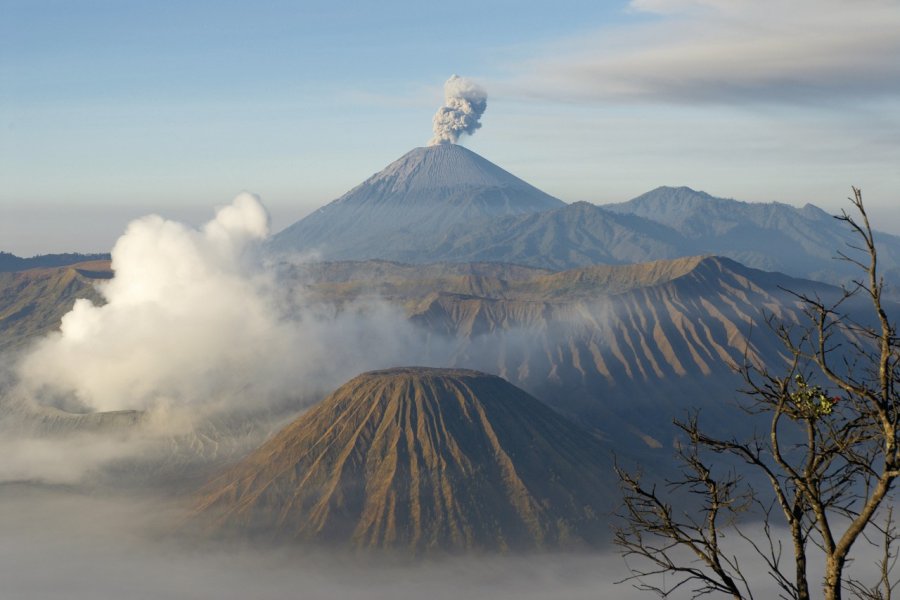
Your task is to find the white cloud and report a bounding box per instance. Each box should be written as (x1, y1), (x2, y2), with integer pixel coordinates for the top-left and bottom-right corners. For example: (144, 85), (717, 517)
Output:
(13, 193), (426, 415)
(507, 0), (900, 105)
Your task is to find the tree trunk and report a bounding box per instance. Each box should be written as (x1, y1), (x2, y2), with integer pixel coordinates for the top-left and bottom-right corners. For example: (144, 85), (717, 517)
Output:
(795, 548), (811, 600)
(824, 555), (845, 600)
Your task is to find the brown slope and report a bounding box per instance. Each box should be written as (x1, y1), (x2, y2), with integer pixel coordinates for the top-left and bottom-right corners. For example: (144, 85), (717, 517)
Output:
(404, 256), (838, 444)
(285, 257), (702, 302)
(0, 261), (110, 352)
(280, 260), (550, 310)
(194, 367), (615, 553)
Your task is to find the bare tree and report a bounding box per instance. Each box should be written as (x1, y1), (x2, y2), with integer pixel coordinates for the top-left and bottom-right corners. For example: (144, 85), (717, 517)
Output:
(847, 506), (899, 600)
(615, 189), (900, 600)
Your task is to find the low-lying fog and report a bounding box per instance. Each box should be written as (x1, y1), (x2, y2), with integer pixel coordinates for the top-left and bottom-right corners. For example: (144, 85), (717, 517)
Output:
(10, 482), (898, 600)
(0, 487), (651, 600)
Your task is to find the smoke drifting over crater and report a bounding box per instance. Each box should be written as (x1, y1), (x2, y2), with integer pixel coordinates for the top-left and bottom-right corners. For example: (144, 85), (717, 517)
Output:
(13, 193), (425, 415)
(429, 75), (487, 146)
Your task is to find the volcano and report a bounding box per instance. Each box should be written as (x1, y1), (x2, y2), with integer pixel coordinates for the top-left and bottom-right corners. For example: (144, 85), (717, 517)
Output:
(194, 367), (614, 553)
(269, 144), (564, 260)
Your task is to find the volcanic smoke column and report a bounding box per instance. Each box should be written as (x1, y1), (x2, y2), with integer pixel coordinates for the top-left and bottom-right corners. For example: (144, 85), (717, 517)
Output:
(428, 75), (487, 146)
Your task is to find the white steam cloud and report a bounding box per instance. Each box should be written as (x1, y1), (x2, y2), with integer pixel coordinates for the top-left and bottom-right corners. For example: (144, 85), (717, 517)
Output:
(14, 193), (423, 415)
(428, 75), (488, 146)
(16, 193), (284, 412)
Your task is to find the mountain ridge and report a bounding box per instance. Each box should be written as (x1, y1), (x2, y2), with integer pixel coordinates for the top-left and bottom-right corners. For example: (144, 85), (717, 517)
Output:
(423, 200), (693, 269)
(268, 143), (900, 290)
(602, 186), (900, 282)
(0, 251), (110, 273)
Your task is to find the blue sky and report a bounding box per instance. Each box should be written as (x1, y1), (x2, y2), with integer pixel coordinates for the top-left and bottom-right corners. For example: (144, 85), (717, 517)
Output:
(2, 0), (899, 255)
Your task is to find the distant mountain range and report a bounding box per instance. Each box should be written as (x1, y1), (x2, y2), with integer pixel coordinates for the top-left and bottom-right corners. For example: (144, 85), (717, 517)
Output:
(604, 186), (900, 284)
(269, 145), (900, 288)
(421, 200), (691, 269)
(9, 147), (896, 291)
(0, 251), (110, 273)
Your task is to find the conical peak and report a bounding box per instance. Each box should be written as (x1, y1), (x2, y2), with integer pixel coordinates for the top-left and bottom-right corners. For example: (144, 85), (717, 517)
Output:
(323, 367), (514, 416)
(194, 366), (615, 552)
(347, 366), (494, 385)
(268, 142), (564, 259)
(365, 145), (549, 195)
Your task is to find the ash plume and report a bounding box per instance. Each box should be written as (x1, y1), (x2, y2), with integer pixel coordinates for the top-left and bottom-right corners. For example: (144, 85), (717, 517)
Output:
(428, 75), (487, 146)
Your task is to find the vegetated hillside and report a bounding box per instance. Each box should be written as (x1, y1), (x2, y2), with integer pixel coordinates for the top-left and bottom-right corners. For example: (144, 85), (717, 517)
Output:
(0, 261), (111, 352)
(268, 144), (564, 260)
(603, 186), (900, 286)
(195, 367), (614, 553)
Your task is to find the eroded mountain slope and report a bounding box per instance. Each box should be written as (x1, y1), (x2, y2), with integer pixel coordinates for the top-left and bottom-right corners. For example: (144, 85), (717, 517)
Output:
(195, 367), (614, 553)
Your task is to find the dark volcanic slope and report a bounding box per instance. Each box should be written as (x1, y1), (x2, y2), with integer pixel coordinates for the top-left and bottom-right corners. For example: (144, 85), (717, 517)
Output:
(603, 186), (900, 285)
(424, 201), (694, 269)
(195, 367), (614, 553)
(273, 175), (900, 290)
(269, 144), (564, 260)
(418, 187), (900, 289)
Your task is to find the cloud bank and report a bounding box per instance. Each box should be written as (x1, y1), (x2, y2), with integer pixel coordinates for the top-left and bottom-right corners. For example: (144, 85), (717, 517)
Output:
(510, 0), (900, 105)
(0, 488), (651, 600)
(3, 487), (893, 600)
